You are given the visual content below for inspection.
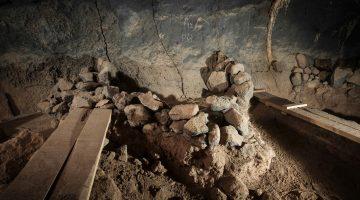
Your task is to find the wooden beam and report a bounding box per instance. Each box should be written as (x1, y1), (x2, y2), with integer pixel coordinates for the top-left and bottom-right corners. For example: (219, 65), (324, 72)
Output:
(50, 108), (112, 200)
(284, 103), (307, 110)
(0, 108), (90, 200)
(254, 92), (360, 144)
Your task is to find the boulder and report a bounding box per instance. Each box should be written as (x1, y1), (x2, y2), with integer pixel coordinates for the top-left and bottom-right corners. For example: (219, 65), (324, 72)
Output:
(79, 72), (94, 82)
(226, 63), (244, 75)
(220, 125), (243, 147)
(224, 108), (249, 135)
(138, 91), (163, 111)
(347, 69), (360, 86)
(169, 104), (199, 120)
(76, 82), (101, 91)
(155, 109), (170, 125)
(331, 67), (353, 88)
(231, 72), (251, 85)
(112, 91), (132, 111)
(170, 120), (187, 133)
(218, 176), (249, 200)
(226, 81), (254, 103)
(206, 71), (229, 93)
(71, 96), (93, 108)
(124, 104), (151, 127)
(184, 112), (209, 136)
(295, 53), (308, 68)
(314, 58), (332, 70)
(58, 78), (74, 91)
(290, 73), (302, 86)
(102, 86), (119, 99)
(91, 170), (122, 200)
(205, 95), (234, 112)
(208, 124), (220, 149)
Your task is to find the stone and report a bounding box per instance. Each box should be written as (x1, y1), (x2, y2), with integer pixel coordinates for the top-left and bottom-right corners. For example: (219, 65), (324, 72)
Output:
(346, 69), (360, 86)
(71, 96), (93, 108)
(227, 81), (254, 103)
(124, 104), (151, 127)
(205, 95), (234, 112)
(302, 73), (309, 82)
(231, 72), (251, 85)
(318, 71), (330, 82)
(52, 102), (68, 114)
(50, 118), (59, 129)
(331, 67), (353, 88)
(311, 67), (320, 75)
(290, 73), (302, 86)
(169, 104), (199, 120)
(206, 71), (229, 93)
(95, 99), (110, 108)
(304, 67), (312, 74)
(295, 53), (308, 68)
(98, 68), (110, 85)
(224, 108), (249, 135)
(292, 67), (303, 73)
(220, 125), (243, 147)
(37, 101), (52, 114)
(59, 91), (73, 103)
(151, 161), (167, 175)
(0, 93), (13, 120)
(58, 78), (74, 91)
(293, 86), (302, 93)
(209, 187), (227, 200)
(79, 72), (94, 82)
(348, 87), (360, 98)
(80, 67), (91, 74)
(155, 109), (170, 125)
(208, 124), (220, 149)
(170, 120), (187, 133)
(314, 58), (332, 70)
(112, 92), (132, 111)
(190, 134), (207, 149)
(306, 79), (320, 89)
(226, 63), (244, 75)
(184, 112), (209, 136)
(94, 86), (104, 96)
(102, 86), (119, 99)
(75, 82), (101, 91)
(138, 91), (163, 111)
(217, 176), (249, 200)
(91, 170), (122, 200)
(213, 59), (230, 71)
(118, 145), (128, 162)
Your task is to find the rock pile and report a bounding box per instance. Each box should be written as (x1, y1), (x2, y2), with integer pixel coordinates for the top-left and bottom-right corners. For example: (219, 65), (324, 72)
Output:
(37, 53), (274, 199)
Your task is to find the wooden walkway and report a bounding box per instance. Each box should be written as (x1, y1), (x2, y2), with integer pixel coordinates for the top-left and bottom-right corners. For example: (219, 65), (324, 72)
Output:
(0, 108), (112, 200)
(254, 92), (360, 144)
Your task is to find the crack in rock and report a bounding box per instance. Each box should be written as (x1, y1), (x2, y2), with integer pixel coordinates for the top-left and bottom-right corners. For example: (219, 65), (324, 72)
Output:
(151, 0), (186, 98)
(95, 0), (111, 62)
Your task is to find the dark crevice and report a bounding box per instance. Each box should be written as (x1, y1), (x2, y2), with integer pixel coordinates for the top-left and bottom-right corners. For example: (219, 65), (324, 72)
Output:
(95, 0), (111, 62)
(151, 0), (186, 98)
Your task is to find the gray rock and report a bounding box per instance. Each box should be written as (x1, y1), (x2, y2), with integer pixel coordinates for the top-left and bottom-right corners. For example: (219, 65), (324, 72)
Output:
(124, 104), (151, 127)
(208, 124), (220, 149)
(58, 78), (74, 91)
(102, 86), (119, 99)
(169, 104), (199, 120)
(290, 73), (302, 86)
(79, 72), (94, 82)
(206, 71), (229, 93)
(71, 96), (93, 108)
(347, 69), (360, 86)
(75, 82), (101, 91)
(79, 67), (91, 74)
(224, 108), (249, 135)
(155, 109), (170, 125)
(190, 134), (207, 149)
(220, 125), (243, 147)
(170, 120), (187, 133)
(331, 67), (353, 88)
(231, 72), (251, 85)
(295, 53), (308, 68)
(118, 145), (128, 162)
(184, 112), (209, 136)
(138, 91), (163, 111)
(205, 95), (234, 112)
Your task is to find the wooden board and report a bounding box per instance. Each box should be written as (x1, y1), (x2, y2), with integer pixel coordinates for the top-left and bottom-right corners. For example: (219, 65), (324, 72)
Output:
(50, 108), (112, 200)
(284, 103), (307, 110)
(254, 92), (360, 144)
(0, 108), (90, 200)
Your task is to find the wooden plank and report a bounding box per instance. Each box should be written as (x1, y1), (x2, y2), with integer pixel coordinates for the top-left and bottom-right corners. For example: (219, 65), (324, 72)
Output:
(50, 108), (112, 200)
(284, 103), (307, 110)
(254, 92), (360, 144)
(0, 108), (90, 200)
(254, 88), (266, 93)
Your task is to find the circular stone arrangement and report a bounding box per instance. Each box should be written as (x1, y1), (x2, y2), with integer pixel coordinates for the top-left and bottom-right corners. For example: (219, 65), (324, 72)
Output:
(37, 51), (275, 199)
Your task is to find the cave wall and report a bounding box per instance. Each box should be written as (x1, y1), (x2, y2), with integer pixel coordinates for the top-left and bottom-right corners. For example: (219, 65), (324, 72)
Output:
(0, 0), (359, 114)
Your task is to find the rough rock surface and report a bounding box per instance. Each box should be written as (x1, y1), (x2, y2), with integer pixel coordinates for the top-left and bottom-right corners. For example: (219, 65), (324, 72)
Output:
(183, 112), (209, 136)
(168, 104), (199, 120)
(124, 104), (151, 127)
(206, 71), (229, 93)
(138, 92), (163, 111)
(220, 125), (243, 147)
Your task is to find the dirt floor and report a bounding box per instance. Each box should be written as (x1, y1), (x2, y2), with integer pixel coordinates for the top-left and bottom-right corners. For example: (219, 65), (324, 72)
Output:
(0, 103), (359, 199)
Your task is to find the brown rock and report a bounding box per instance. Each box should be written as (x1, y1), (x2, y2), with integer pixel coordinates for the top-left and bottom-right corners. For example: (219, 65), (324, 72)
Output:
(226, 63), (245, 75)
(314, 58), (332, 70)
(60, 91), (74, 103)
(75, 82), (101, 91)
(0, 93), (13, 120)
(208, 124), (220, 149)
(79, 72), (94, 82)
(227, 81), (254, 103)
(102, 86), (119, 99)
(218, 176), (249, 200)
(295, 53), (308, 68)
(138, 91), (163, 111)
(224, 108), (249, 135)
(220, 125), (243, 147)
(169, 104), (199, 120)
(112, 91), (132, 111)
(232, 72), (251, 85)
(52, 102), (68, 114)
(155, 109), (170, 125)
(184, 112), (209, 136)
(37, 101), (52, 114)
(124, 104), (151, 127)
(170, 120), (187, 133)
(95, 99), (110, 108)
(58, 78), (74, 91)
(205, 95), (234, 112)
(71, 96), (93, 108)
(206, 71), (229, 93)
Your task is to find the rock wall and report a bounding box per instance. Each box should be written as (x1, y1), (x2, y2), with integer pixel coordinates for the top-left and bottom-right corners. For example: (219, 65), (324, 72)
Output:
(0, 0), (359, 115)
